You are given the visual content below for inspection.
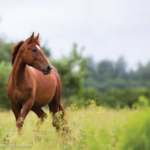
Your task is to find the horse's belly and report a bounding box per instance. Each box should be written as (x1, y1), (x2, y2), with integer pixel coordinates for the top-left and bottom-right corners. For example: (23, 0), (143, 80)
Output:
(34, 74), (57, 107)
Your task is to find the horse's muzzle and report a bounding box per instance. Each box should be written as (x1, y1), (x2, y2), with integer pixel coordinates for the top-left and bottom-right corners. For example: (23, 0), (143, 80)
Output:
(42, 66), (52, 75)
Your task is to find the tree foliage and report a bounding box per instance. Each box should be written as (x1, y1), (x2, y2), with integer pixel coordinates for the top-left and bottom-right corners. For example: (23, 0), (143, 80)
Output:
(0, 62), (11, 110)
(51, 43), (87, 104)
(0, 38), (14, 63)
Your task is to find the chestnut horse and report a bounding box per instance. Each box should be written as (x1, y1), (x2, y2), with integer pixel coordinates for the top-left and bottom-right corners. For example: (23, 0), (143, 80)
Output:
(7, 32), (67, 135)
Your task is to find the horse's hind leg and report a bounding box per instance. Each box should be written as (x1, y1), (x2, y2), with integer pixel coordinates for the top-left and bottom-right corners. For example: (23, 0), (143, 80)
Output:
(31, 106), (47, 131)
(48, 100), (68, 133)
(48, 68), (68, 133)
(48, 100), (59, 131)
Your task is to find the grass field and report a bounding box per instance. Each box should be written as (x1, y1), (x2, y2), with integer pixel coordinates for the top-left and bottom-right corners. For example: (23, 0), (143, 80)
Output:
(0, 102), (150, 150)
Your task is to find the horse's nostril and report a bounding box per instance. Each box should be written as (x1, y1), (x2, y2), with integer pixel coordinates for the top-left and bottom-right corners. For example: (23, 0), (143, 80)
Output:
(47, 66), (51, 71)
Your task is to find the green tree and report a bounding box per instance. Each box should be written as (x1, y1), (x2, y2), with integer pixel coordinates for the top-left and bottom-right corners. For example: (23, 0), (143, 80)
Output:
(41, 45), (51, 58)
(0, 38), (14, 62)
(114, 56), (127, 78)
(0, 62), (11, 110)
(51, 43), (87, 104)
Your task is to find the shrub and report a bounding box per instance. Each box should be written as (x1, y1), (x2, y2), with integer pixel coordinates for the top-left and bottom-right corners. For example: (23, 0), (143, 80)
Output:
(0, 62), (11, 110)
(118, 109), (150, 150)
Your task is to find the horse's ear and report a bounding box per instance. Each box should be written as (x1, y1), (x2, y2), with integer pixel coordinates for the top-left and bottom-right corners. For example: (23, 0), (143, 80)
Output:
(27, 32), (34, 44)
(35, 33), (39, 40)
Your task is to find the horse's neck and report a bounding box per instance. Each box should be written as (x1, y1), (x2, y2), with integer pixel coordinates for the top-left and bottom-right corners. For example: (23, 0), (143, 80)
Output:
(12, 54), (27, 87)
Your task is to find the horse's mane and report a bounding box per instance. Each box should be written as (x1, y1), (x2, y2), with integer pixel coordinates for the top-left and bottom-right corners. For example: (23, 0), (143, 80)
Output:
(11, 38), (40, 66)
(11, 41), (24, 65)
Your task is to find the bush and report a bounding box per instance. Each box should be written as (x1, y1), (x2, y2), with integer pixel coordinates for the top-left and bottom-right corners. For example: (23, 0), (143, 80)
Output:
(133, 96), (149, 108)
(0, 62), (11, 110)
(96, 87), (150, 109)
(118, 109), (150, 150)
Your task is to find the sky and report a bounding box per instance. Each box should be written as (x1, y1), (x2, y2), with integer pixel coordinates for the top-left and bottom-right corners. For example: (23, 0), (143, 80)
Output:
(0, 0), (150, 69)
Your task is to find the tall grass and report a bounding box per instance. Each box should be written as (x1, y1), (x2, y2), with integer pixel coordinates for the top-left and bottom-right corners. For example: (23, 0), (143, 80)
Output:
(0, 102), (150, 150)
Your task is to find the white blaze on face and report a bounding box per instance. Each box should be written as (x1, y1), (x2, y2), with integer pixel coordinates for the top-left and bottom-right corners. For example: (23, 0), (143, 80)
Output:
(36, 44), (40, 50)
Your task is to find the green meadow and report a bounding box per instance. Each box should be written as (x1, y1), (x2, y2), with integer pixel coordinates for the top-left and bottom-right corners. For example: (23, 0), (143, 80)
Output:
(0, 102), (150, 150)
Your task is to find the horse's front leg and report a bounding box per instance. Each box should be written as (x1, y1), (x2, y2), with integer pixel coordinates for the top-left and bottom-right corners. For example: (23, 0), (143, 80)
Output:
(16, 99), (34, 135)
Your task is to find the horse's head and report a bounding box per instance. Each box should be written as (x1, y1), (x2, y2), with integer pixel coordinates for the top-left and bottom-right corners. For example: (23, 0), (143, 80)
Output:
(22, 32), (52, 75)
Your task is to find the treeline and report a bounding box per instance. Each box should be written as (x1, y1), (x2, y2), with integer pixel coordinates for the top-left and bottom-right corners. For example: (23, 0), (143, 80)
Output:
(84, 57), (150, 91)
(0, 36), (150, 110)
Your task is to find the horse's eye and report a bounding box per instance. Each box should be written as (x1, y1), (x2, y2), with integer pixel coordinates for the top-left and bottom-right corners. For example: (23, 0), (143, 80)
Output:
(32, 49), (37, 52)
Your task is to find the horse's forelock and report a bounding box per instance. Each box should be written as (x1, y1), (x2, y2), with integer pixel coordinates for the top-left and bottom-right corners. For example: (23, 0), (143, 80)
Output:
(33, 38), (40, 46)
(11, 41), (24, 65)
(26, 38), (40, 47)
